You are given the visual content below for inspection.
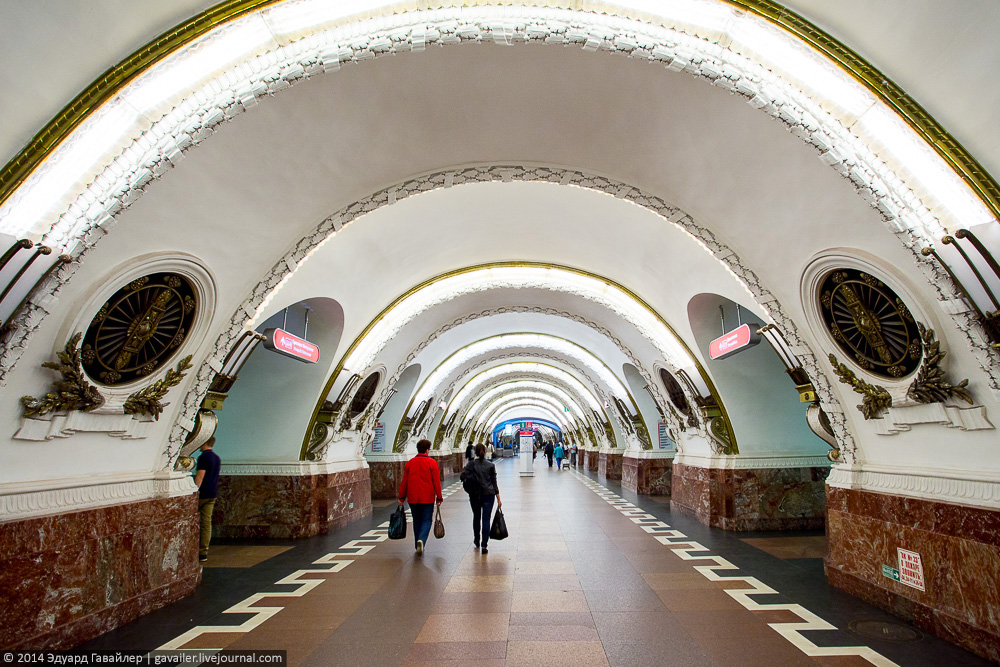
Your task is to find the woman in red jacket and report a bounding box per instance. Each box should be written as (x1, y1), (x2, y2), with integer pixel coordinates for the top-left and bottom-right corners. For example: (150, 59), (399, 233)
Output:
(398, 439), (443, 555)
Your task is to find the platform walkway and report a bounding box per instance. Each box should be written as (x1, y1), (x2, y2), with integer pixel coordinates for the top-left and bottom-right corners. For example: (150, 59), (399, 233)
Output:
(81, 459), (988, 666)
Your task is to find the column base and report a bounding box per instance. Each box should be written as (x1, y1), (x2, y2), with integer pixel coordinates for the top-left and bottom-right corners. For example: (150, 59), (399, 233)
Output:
(670, 462), (827, 531)
(826, 486), (1000, 663)
(622, 453), (673, 496)
(0, 494), (200, 649)
(214, 466), (372, 538)
(599, 451), (623, 481)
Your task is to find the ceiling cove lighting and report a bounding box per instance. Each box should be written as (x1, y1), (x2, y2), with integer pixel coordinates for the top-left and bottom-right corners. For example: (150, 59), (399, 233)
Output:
(479, 396), (574, 428)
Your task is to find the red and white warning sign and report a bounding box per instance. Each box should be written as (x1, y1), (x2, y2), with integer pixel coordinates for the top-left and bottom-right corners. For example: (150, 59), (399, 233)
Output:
(897, 548), (925, 591)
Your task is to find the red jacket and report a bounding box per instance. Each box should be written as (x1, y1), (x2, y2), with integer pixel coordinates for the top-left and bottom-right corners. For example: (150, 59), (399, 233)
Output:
(398, 453), (443, 504)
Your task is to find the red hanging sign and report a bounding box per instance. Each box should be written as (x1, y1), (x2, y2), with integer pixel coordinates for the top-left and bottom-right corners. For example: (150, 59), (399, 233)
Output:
(263, 328), (320, 364)
(709, 323), (761, 360)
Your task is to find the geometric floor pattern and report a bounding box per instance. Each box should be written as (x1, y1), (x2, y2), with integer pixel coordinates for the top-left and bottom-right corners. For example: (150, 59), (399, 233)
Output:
(80, 459), (991, 666)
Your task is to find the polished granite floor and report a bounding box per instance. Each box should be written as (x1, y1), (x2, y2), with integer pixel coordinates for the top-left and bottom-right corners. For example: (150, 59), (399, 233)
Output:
(81, 460), (991, 666)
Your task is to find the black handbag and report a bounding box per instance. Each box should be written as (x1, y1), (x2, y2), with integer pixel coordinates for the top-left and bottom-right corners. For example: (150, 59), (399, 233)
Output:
(489, 508), (509, 541)
(388, 505), (407, 540)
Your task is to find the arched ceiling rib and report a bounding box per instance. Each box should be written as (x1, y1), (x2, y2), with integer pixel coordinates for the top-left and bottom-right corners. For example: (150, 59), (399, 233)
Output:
(462, 383), (587, 427)
(444, 364), (604, 420)
(478, 395), (575, 430)
(418, 333), (629, 409)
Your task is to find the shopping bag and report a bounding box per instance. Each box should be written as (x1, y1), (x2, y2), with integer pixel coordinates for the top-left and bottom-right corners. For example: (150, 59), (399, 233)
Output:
(388, 505), (407, 540)
(433, 504), (446, 539)
(489, 508), (509, 541)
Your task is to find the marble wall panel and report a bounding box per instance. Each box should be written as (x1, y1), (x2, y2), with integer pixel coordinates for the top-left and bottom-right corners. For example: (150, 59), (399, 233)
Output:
(826, 486), (1000, 663)
(369, 460), (408, 499)
(599, 452), (623, 481)
(214, 468), (372, 538)
(583, 450), (599, 472)
(0, 494), (200, 649)
(622, 457), (673, 496)
(670, 463), (826, 531)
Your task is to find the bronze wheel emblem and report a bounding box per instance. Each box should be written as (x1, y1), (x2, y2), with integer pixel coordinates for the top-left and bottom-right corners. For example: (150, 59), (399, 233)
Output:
(81, 272), (197, 385)
(819, 269), (921, 379)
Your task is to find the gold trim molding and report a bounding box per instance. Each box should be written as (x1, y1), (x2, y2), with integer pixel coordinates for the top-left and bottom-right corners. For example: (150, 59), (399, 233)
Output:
(1, 0), (998, 225)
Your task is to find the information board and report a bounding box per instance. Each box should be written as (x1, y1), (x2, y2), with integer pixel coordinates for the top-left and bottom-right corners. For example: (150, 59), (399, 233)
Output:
(708, 323), (761, 360)
(371, 421), (385, 452)
(657, 422), (676, 450)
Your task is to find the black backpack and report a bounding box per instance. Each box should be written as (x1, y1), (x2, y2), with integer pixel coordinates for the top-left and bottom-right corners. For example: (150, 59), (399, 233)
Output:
(461, 464), (480, 496)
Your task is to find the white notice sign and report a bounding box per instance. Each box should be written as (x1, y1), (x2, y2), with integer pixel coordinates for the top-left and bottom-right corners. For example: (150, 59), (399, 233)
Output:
(371, 422), (386, 453)
(897, 548), (925, 591)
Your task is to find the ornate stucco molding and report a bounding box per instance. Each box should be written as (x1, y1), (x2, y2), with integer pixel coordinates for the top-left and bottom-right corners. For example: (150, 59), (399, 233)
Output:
(673, 452), (831, 470)
(827, 465), (1000, 510)
(220, 459), (367, 476)
(0, 472), (196, 522)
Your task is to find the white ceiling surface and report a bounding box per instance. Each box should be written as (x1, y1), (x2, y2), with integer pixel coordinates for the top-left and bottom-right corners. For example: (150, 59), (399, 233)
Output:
(2, 1), (998, 180)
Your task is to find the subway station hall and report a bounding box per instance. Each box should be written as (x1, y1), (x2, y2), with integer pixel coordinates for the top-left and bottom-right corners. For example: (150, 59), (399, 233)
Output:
(2, 1), (1000, 665)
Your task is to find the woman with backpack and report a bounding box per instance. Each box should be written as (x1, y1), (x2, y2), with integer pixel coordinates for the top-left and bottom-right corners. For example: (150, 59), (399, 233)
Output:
(461, 444), (502, 554)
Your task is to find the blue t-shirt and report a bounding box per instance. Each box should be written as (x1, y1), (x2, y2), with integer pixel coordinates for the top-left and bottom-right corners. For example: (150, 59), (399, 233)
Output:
(196, 449), (221, 499)
(554, 446), (564, 459)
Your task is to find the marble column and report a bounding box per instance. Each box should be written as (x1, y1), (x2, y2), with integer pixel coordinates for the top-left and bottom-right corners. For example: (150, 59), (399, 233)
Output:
(598, 450), (623, 481)
(0, 492), (200, 649)
(213, 462), (372, 538)
(826, 486), (1000, 663)
(622, 451), (673, 496)
(430, 451), (455, 482)
(670, 461), (828, 531)
(583, 449), (599, 472)
(367, 454), (409, 499)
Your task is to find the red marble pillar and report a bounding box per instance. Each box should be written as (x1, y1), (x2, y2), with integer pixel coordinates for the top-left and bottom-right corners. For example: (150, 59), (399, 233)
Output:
(368, 459), (408, 499)
(0, 494), (200, 649)
(213, 467), (372, 538)
(598, 451), (623, 481)
(622, 455), (673, 496)
(430, 451), (455, 482)
(826, 487), (1000, 663)
(670, 462), (827, 531)
(583, 449), (599, 472)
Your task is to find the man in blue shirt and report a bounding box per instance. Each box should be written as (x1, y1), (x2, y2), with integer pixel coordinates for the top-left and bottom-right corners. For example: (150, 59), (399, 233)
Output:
(194, 437), (221, 562)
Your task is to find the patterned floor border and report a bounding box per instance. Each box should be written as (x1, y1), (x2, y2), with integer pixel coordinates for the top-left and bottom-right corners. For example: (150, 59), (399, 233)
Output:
(157, 481), (464, 650)
(570, 471), (899, 667)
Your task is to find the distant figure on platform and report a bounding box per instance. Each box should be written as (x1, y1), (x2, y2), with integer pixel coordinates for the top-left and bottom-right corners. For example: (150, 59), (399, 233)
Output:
(399, 439), (443, 555)
(487, 441), (496, 460)
(465, 440), (474, 462)
(544, 441), (554, 468)
(554, 443), (565, 470)
(570, 443), (578, 468)
(461, 444), (502, 554)
(194, 437), (221, 563)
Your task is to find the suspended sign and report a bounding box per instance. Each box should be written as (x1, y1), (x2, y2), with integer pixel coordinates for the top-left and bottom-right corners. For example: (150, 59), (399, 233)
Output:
(263, 328), (320, 364)
(709, 323), (761, 360)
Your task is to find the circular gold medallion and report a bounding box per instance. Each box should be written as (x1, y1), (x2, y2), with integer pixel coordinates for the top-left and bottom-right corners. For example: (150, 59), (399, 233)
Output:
(82, 272), (197, 385)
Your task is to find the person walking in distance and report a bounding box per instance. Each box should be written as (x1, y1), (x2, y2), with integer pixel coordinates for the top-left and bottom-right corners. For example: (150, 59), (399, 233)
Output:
(461, 444), (501, 554)
(486, 441), (496, 461)
(465, 440), (474, 463)
(194, 437), (221, 562)
(544, 441), (555, 468)
(398, 439), (444, 555)
(554, 442), (565, 470)
(570, 442), (578, 468)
